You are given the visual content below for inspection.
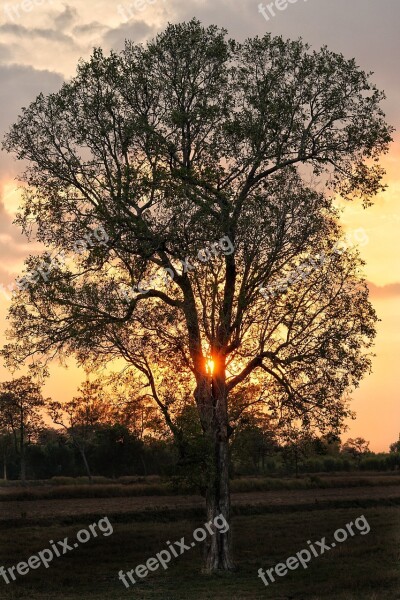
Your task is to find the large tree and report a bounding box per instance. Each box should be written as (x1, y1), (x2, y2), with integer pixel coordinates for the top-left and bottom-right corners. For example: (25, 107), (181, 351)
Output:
(2, 20), (392, 570)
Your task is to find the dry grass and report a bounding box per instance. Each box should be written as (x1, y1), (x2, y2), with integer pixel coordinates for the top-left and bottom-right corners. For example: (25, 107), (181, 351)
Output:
(0, 506), (398, 599)
(1, 473), (399, 502)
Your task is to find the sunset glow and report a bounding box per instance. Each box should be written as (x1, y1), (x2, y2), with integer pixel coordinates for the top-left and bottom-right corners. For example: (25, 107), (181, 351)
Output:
(206, 358), (215, 376)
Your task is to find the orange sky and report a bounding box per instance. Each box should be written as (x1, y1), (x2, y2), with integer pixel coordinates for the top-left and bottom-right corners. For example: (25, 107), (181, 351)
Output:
(0, 0), (399, 451)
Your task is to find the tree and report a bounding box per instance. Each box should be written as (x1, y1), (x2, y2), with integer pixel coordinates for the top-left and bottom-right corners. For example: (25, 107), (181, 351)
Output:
(342, 437), (371, 466)
(107, 371), (166, 441)
(280, 427), (316, 477)
(390, 438), (400, 454)
(316, 433), (342, 457)
(2, 20), (392, 571)
(230, 407), (278, 475)
(0, 376), (46, 482)
(0, 428), (14, 480)
(48, 380), (112, 482)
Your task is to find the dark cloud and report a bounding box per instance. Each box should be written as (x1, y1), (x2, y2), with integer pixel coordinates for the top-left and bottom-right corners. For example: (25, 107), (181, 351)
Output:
(0, 64), (64, 175)
(368, 282), (400, 299)
(0, 23), (76, 46)
(0, 43), (12, 62)
(54, 5), (79, 30)
(73, 21), (108, 36)
(102, 19), (155, 52)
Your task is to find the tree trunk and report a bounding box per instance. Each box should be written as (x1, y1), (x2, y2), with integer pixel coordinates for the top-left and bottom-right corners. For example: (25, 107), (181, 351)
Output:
(3, 453), (7, 481)
(20, 447), (26, 484)
(198, 369), (236, 573)
(74, 440), (93, 483)
(140, 453), (147, 476)
(204, 433), (235, 572)
(20, 416), (26, 484)
(80, 448), (93, 483)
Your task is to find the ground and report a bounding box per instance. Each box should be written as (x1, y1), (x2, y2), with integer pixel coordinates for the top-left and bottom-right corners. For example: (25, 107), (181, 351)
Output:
(0, 475), (399, 599)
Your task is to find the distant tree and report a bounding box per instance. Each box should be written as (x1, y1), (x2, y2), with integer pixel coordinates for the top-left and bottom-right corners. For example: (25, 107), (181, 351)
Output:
(281, 428), (316, 477)
(108, 371), (166, 441)
(230, 407), (278, 475)
(342, 437), (371, 465)
(312, 433), (342, 456)
(0, 376), (46, 482)
(389, 438), (400, 454)
(48, 380), (112, 482)
(90, 423), (145, 478)
(0, 429), (13, 480)
(2, 21), (392, 570)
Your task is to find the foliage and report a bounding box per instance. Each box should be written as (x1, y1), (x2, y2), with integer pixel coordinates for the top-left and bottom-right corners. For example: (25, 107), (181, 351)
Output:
(1, 19), (393, 568)
(2, 19), (392, 443)
(0, 376), (47, 481)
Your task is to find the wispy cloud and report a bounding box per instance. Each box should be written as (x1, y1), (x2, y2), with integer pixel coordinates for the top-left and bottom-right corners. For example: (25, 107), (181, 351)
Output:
(0, 23), (76, 46)
(368, 282), (400, 299)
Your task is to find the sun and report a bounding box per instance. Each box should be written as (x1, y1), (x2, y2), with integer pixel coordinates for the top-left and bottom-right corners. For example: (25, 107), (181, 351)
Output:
(205, 358), (215, 375)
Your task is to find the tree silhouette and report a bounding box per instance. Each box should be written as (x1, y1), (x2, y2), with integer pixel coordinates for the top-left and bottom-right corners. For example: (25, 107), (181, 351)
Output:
(0, 376), (46, 482)
(48, 380), (112, 482)
(2, 20), (392, 570)
(342, 436), (371, 466)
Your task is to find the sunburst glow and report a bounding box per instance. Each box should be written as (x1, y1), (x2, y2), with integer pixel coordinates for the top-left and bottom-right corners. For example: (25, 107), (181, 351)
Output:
(205, 358), (215, 375)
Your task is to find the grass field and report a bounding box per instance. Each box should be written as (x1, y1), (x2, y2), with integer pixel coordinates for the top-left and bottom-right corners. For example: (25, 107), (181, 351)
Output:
(0, 476), (399, 599)
(0, 474), (400, 600)
(1, 473), (400, 501)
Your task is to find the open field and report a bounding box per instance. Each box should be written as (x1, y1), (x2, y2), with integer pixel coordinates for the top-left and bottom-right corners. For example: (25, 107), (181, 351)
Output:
(1, 484), (400, 526)
(0, 474), (399, 599)
(0, 506), (398, 600)
(2, 473), (400, 501)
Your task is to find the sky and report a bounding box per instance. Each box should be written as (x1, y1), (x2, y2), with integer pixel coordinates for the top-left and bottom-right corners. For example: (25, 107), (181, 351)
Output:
(0, 0), (399, 451)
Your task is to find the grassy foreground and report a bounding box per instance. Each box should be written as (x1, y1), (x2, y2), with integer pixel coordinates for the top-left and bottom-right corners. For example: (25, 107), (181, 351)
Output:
(0, 505), (399, 600)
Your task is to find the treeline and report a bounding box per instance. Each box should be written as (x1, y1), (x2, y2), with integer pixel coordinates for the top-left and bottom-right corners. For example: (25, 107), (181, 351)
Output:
(1, 375), (399, 482)
(1, 422), (399, 481)
(0, 425), (176, 480)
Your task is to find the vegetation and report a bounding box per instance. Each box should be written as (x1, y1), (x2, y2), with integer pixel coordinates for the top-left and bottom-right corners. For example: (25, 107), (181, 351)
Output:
(1, 19), (393, 571)
(1, 408), (399, 482)
(0, 376), (47, 482)
(0, 507), (398, 599)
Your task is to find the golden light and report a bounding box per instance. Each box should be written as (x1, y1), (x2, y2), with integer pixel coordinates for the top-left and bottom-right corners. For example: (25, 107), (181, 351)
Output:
(206, 358), (215, 375)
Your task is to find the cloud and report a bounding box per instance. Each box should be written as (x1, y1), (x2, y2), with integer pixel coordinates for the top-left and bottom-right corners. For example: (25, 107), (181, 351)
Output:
(54, 5), (79, 30)
(0, 63), (64, 175)
(0, 23), (76, 46)
(0, 63), (64, 296)
(0, 43), (12, 62)
(72, 21), (108, 36)
(102, 19), (155, 52)
(368, 282), (400, 299)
